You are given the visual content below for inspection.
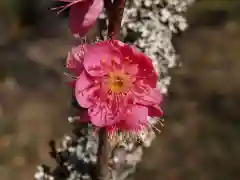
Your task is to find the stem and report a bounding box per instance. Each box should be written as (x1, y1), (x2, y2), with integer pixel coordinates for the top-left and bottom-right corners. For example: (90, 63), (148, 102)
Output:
(96, 128), (109, 180)
(107, 0), (126, 39)
(95, 1), (126, 180)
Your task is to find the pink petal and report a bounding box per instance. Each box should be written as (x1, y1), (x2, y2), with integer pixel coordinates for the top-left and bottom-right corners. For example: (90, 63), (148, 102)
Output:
(122, 105), (148, 130)
(123, 64), (138, 76)
(75, 71), (97, 108)
(135, 52), (158, 88)
(134, 82), (162, 106)
(66, 46), (84, 75)
(148, 105), (163, 117)
(140, 88), (162, 105)
(113, 40), (157, 87)
(112, 40), (132, 55)
(69, 0), (103, 36)
(83, 42), (121, 76)
(88, 104), (107, 126)
(88, 94), (126, 127)
(88, 103), (118, 127)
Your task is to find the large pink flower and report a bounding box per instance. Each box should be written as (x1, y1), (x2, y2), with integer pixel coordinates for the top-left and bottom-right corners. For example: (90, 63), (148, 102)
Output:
(74, 40), (163, 132)
(55, 0), (103, 36)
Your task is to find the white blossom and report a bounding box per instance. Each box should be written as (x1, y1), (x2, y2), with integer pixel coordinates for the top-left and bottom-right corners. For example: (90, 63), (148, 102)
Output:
(121, 0), (194, 94)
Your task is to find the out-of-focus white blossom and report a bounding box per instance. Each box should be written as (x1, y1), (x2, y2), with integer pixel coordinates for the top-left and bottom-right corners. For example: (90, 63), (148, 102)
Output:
(120, 0), (194, 94)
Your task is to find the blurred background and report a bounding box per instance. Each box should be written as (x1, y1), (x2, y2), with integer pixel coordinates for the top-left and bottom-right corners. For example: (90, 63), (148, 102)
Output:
(0, 0), (240, 180)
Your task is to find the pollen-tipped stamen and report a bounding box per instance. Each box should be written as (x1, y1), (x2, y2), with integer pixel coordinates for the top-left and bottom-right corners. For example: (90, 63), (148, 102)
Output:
(51, 0), (85, 14)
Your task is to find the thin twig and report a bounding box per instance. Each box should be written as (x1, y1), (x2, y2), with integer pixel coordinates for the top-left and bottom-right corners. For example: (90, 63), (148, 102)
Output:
(95, 1), (126, 180)
(95, 128), (110, 180)
(108, 0), (126, 38)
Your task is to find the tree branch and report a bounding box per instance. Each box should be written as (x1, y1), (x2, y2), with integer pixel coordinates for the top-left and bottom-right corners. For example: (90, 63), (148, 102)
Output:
(107, 0), (126, 38)
(95, 127), (110, 180)
(95, 1), (126, 180)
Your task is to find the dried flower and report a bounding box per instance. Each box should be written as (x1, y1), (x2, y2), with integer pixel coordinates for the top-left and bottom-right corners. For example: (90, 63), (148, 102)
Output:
(73, 40), (163, 132)
(54, 0), (104, 36)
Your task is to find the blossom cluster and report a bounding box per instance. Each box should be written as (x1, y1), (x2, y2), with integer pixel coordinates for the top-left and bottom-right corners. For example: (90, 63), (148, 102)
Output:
(35, 0), (194, 179)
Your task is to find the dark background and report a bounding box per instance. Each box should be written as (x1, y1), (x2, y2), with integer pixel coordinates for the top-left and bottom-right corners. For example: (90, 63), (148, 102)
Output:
(0, 0), (240, 180)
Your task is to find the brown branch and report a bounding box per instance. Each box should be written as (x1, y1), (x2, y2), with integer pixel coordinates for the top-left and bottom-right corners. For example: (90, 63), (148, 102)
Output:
(95, 127), (110, 180)
(107, 0), (126, 39)
(104, 0), (112, 12)
(95, 1), (126, 180)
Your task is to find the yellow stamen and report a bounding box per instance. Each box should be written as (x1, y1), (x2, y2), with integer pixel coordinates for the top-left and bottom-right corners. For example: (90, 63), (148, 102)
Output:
(106, 70), (132, 93)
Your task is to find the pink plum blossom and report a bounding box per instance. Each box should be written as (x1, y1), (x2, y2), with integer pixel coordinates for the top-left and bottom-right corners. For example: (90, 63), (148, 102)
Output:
(72, 40), (163, 132)
(54, 0), (103, 36)
(64, 44), (85, 87)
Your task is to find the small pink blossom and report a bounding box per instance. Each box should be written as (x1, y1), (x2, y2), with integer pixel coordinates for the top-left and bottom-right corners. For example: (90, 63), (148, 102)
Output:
(72, 40), (163, 132)
(65, 44), (85, 87)
(54, 0), (103, 36)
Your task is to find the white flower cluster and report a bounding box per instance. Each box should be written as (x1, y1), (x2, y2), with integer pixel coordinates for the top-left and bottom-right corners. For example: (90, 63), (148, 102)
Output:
(34, 117), (157, 180)
(34, 123), (98, 180)
(121, 0), (194, 94)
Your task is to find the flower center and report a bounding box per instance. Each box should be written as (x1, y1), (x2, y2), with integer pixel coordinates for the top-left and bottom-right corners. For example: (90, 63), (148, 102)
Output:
(107, 72), (130, 93)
